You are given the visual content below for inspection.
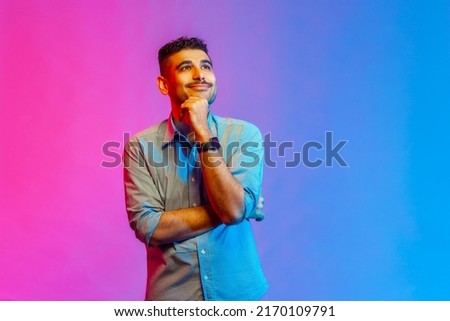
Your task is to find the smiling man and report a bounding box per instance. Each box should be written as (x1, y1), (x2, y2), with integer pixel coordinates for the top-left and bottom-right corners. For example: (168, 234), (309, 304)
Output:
(123, 37), (267, 300)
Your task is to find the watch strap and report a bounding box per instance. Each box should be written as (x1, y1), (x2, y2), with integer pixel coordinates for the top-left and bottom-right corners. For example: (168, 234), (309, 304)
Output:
(197, 137), (221, 153)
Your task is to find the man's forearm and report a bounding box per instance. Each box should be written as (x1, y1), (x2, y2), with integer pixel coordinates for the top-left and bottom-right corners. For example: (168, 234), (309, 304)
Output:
(177, 98), (248, 225)
(199, 149), (245, 225)
(150, 204), (221, 245)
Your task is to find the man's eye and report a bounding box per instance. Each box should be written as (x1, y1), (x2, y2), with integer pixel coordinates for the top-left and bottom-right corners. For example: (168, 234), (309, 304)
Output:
(180, 65), (191, 71)
(202, 65), (211, 70)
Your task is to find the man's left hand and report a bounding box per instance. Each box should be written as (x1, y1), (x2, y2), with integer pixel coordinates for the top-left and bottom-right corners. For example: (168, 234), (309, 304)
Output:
(248, 196), (265, 221)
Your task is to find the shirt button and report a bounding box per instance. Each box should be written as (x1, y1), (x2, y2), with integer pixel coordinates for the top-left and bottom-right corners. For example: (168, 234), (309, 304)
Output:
(200, 249), (206, 255)
(191, 177), (196, 182)
(204, 275), (209, 280)
(193, 202), (198, 207)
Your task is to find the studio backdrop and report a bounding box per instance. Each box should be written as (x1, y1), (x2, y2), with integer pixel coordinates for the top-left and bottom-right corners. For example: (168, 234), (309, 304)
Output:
(0, 0), (449, 300)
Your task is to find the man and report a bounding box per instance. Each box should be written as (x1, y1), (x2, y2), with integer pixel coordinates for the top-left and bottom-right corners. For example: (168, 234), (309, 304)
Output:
(123, 37), (267, 300)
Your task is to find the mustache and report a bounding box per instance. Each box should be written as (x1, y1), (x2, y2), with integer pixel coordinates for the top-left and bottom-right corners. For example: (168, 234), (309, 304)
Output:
(186, 81), (213, 87)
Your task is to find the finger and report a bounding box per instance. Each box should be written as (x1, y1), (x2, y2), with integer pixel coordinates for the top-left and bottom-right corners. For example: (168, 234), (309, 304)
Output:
(255, 212), (265, 221)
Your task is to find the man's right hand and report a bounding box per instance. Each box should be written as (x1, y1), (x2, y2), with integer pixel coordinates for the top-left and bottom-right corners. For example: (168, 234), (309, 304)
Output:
(180, 96), (212, 142)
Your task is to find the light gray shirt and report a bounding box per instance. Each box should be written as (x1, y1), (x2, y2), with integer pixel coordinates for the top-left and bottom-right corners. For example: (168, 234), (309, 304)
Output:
(123, 112), (268, 300)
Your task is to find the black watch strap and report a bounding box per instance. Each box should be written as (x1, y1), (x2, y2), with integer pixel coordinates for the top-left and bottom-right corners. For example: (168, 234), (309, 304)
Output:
(197, 137), (221, 153)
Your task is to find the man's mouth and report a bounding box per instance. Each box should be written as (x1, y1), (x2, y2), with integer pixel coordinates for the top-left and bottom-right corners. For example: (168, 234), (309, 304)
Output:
(186, 83), (212, 90)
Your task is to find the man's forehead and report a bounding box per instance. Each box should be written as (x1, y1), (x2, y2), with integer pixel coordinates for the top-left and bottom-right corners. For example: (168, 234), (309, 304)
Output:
(166, 49), (211, 66)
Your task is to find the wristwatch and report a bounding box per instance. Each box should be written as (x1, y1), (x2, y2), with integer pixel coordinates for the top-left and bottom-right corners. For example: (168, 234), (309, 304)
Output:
(197, 137), (221, 153)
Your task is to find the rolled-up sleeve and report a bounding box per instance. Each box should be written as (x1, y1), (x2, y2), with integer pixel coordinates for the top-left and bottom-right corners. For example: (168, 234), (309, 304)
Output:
(123, 137), (164, 245)
(225, 122), (264, 220)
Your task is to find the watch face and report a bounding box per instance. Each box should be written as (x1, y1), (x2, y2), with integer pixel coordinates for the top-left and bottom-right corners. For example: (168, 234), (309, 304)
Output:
(209, 138), (221, 149)
(198, 137), (221, 152)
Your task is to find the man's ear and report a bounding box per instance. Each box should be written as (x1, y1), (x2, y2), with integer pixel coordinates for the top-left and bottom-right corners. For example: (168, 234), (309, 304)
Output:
(157, 76), (168, 95)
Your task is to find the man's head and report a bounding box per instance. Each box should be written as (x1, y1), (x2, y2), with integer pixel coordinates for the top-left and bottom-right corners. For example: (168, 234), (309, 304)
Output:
(158, 37), (209, 76)
(157, 37), (217, 112)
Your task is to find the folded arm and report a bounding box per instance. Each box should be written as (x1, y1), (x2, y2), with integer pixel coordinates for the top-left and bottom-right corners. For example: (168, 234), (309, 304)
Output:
(123, 136), (222, 246)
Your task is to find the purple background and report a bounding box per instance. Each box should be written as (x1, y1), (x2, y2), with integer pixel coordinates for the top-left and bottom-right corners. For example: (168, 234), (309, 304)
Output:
(1, 0), (449, 300)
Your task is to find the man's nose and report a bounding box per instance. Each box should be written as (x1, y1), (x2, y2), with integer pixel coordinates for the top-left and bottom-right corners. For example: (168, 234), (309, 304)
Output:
(192, 66), (205, 80)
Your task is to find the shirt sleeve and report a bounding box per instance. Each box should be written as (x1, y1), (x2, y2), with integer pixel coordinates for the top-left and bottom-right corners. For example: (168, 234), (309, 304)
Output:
(224, 122), (264, 220)
(123, 136), (164, 246)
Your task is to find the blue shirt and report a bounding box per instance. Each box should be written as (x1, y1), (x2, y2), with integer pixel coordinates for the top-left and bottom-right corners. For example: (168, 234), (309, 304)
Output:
(123, 113), (268, 300)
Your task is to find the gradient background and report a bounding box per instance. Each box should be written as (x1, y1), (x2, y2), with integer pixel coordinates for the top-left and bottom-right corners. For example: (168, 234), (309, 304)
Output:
(1, 0), (449, 300)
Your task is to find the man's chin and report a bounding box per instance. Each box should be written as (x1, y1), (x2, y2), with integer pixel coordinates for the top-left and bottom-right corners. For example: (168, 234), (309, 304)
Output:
(190, 88), (216, 102)
(189, 91), (210, 98)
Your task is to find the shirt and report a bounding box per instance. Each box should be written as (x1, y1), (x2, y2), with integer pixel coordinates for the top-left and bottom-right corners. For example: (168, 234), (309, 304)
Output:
(123, 112), (268, 300)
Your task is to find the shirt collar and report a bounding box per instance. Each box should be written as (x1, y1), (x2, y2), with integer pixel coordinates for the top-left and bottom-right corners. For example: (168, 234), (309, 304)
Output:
(161, 114), (177, 148)
(161, 112), (215, 148)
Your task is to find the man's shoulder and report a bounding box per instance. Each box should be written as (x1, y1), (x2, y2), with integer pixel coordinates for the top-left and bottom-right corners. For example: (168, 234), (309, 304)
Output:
(129, 119), (168, 142)
(212, 114), (262, 137)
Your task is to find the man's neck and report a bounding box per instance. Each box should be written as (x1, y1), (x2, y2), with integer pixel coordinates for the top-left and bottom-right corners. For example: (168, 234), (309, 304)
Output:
(172, 114), (195, 143)
(173, 118), (191, 136)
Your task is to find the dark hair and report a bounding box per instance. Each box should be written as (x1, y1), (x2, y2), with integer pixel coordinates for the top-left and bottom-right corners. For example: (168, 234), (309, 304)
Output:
(158, 37), (209, 74)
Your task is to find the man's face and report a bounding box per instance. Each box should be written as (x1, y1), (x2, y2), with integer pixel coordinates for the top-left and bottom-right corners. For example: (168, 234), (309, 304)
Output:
(160, 49), (217, 107)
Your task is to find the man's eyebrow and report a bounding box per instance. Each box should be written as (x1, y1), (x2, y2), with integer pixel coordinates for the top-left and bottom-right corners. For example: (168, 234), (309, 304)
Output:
(201, 59), (213, 66)
(175, 59), (213, 70)
(176, 60), (193, 70)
